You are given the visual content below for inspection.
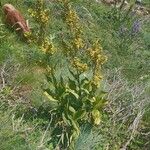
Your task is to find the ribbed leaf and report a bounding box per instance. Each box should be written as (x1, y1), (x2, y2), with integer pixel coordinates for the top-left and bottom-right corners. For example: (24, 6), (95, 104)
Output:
(44, 91), (58, 102)
(62, 113), (71, 126)
(69, 106), (76, 114)
(93, 98), (107, 110)
(68, 78), (77, 91)
(74, 110), (86, 120)
(66, 89), (79, 99)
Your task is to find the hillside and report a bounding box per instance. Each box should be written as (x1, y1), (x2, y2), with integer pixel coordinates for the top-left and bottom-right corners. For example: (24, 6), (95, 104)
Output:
(0, 0), (150, 150)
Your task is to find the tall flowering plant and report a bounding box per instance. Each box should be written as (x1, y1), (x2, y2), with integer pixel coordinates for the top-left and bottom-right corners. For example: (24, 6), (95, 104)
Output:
(24, 0), (108, 149)
(43, 0), (108, 149)
(25, 0), (56, 55)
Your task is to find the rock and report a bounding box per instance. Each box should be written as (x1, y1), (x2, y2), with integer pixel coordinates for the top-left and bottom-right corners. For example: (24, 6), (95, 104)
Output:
(3, 4), (30, 33)
(135, 6), (150, 16)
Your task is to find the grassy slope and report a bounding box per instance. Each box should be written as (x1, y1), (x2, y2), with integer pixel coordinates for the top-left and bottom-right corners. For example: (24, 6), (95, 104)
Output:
(0, 0), (150, 149)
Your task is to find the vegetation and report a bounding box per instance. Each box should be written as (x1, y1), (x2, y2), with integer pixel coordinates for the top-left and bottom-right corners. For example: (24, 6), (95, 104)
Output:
(0, 0), (150, 149)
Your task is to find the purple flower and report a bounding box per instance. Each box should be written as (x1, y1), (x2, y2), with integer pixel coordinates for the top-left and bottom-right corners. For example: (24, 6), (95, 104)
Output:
(131, 20), (141, 36)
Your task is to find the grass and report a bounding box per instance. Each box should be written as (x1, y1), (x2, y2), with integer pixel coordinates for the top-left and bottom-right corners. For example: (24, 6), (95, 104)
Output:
(0, 0), (150, 149)
(0, 103), (53, 150)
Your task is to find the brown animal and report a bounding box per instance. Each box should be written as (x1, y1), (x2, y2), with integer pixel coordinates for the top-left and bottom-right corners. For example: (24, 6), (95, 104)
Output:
(3, 4), (30, 33)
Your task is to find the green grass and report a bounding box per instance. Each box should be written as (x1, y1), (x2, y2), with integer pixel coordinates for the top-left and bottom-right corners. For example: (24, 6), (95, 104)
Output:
(0, 103), (53, 150)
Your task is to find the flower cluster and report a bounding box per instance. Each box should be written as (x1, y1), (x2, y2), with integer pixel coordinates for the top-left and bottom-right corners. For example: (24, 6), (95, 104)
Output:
(28, 9), (49, 26)
(88, 40), (107, 66)
(65, 6), (79, 31)
(88, 40), (107, 87)
(41, 38), (55, 54)
(24, 31), (35, 43)
(72, 57), (88, 73)
(26, 0), (56, 55)
(131, 20), (141, 36)
(62, 0), (84, 52)
(73, 35), (84, 50)
(119, 20), (141, 37)
(27, 0), (50, 45)
(92, 72), (103, 87)
(28, 0), (49, 26)
(61, 1), (107, 87)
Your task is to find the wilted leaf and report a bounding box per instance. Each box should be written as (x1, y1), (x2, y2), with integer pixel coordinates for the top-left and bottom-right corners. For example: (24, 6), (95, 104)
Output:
(92, 109), (101, 125)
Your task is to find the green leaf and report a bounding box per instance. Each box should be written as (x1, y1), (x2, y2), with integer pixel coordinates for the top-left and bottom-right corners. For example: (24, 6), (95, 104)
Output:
(51, 71), (57, 87)
(89, 97), (96, 103)
(60, 76), (64, 87)
(81, 78), (92, 91)
(62, 113), (71, 126)
(93, 98), (108, 110)
(44, 91), (58, 102)
(81, 88), (90, 95)
(68, 78), (77, 91)
(45, 75), (53, 83)
(81, 77), (89, 86)
(66, 89), (79, 99)
(71, 120), (80, 135)
(62, 92), (69, 99)
(69, 68), (78, 80)
(97, 91), (108, 98)
(44, 88), (55, 97)
(74, 110), (86, 120)
(69, 106), (76, 114)
(67, 115), (80, 136)
(70, 130), (79, 146)
(57, 84), (66, 96)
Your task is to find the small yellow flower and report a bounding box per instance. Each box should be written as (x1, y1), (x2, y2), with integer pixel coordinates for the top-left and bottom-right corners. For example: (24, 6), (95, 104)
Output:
(72, 57), (88, 73)
(92, 73), (103, 87)
(41, 38), (56, 54)
(74, 37), (84, 49)
(88, 40), (107, 67)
